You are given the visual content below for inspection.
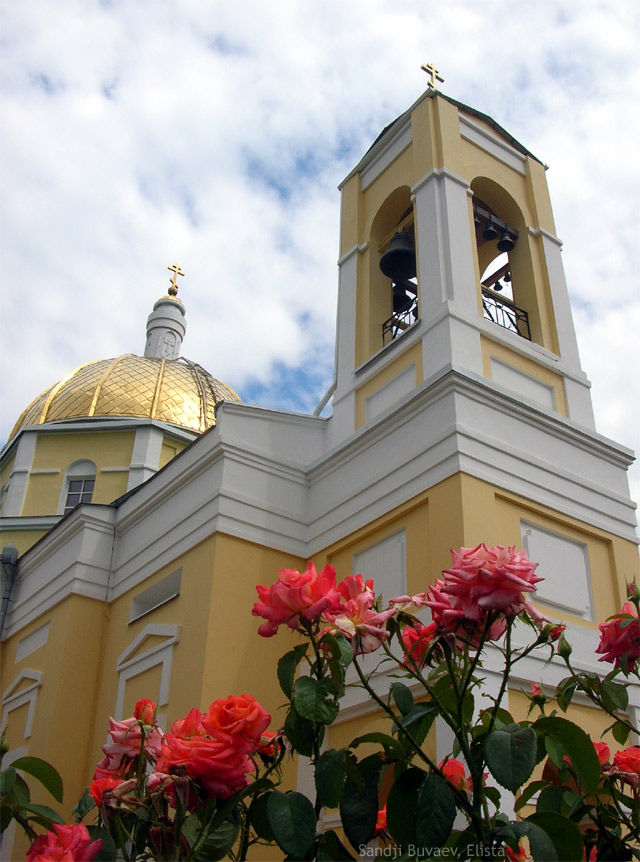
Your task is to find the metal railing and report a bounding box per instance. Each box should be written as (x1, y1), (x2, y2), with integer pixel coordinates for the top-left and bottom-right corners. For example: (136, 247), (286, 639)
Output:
(382, 297), (418, 346)
(481, 287), (530, 340)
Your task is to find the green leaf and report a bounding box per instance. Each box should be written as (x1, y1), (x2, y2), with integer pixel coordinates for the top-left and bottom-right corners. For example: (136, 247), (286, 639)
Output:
(556, 678), (578, 712)
(12, 756), (63, 803)
(316, 749), (347, 808)
(386, 767), (426, 849)
(515, 780), (548, 812)
(612, 720), (631, 745)
(485, 724), (537, 793)
(350, 732), (406, 759)
(277, 644), (309, 700)
(283, 704), (317, 757)
(415, 772), (456, 850)
(603, 678), (628, 711)
(536, 786), (564, 813)
(317, 830), (355, 860)
(72, 788), (96, 822)
(391, 683), (414, 716)
(22, 802), (65, 825)
(294, 677), (339, 724)
(267, 791), (316, 859)
(535, 716), (600, 795)
(544, 735), (566, 768)
(526, 812), (583, 862)
(522, 821), (559, 861)
(339, 754), (382, 851)
(320, 633), (353, 668)
(194, 819), (239, 861)
(249, 792), (274, 841)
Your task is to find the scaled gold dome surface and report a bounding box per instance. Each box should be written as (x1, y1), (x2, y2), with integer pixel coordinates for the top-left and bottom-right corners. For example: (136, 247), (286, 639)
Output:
(10, 355), (241, 440)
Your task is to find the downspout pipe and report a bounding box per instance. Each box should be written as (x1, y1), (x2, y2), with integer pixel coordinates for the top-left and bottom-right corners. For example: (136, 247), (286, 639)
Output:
(0, 544), (18, 640)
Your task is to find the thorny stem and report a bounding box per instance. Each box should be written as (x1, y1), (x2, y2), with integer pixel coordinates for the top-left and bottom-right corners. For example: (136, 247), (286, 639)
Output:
(350, 653), (478, 826)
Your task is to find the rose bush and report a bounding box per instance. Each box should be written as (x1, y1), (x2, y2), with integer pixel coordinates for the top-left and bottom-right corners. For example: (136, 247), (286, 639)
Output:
(4, 545), (640, 861)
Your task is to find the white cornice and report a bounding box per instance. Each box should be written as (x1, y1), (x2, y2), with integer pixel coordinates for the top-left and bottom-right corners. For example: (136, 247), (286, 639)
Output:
(4, 372), (637, 638)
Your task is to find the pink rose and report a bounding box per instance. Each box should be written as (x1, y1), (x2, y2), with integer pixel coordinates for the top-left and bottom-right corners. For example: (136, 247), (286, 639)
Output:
(442, 544), (542, 618)
(426, 545), (542, 644)
(252, 562), (340, 636)
(426, 577), (507, 646)
(389, 592), (429, 612)
(27, 824), (102, 862)
(323, 576), (396, 654)
(100, 715), (163, 771)
(401, 622), (437, 669)
(595, 602), (640, 673)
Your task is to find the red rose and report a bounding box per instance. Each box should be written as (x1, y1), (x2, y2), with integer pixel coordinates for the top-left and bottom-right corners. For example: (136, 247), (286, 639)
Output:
(157, 733), (252, 799)
(203, 694), (270, 752)
(134, 698), (156, 725)
(439, 757), (468, 791)
(27, 824), (102, 862)
(401, 622), (437, 669)
(596, 602), (640, 673)
(89, 775), (123, 805)
(613, 746), (640, 776)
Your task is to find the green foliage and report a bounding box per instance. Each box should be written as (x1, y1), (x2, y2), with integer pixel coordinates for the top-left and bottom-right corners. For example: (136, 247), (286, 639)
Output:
(266, 791), (316, 858)
(339, 754), (382, 852)
(484, 724), (537, 793)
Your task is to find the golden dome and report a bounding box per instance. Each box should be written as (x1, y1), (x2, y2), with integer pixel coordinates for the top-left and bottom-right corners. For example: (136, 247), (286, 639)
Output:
(9, 354), (241, 440)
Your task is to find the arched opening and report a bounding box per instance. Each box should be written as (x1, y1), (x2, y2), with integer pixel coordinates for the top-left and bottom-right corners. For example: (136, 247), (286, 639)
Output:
(59, 459), (96, 515)
(366, 187), (418, 356)
(471, 178), (539, 343)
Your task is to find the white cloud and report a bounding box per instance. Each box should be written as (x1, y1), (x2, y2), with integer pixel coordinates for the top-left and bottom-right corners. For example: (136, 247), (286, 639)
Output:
(1, 0), (638, 512)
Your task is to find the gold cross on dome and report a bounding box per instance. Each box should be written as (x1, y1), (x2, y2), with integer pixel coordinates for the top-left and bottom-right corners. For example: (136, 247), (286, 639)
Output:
(167, 263), (185, 295)
(421, 62), (444, 89)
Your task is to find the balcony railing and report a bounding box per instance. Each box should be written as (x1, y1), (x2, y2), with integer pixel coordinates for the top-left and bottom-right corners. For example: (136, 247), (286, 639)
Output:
(382, 297), (418, 346)
(481, 287), (530, 340)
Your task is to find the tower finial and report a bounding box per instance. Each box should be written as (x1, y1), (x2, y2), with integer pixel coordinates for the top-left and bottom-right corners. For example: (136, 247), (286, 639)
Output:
(421, 62), (444, 90)
(167, 263), (185, 297)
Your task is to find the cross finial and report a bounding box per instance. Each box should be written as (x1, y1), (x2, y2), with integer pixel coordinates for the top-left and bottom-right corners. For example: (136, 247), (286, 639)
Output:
(421, 62), (444, 90)
(167, 263), (185, 296)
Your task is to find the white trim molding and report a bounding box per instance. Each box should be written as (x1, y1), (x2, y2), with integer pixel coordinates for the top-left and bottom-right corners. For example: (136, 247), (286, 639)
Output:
(115, 624), (180, 720)
(1, 669), (43, 739)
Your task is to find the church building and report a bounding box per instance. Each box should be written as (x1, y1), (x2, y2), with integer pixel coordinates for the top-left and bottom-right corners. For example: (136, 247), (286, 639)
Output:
(1, 82), (638, 856)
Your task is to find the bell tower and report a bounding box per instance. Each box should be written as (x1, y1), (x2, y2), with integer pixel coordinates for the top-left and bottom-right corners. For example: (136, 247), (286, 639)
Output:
(330, 85), (595, 440)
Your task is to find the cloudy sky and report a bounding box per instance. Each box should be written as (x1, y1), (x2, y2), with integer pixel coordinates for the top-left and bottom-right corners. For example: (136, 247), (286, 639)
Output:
(1, 0), (639, 508)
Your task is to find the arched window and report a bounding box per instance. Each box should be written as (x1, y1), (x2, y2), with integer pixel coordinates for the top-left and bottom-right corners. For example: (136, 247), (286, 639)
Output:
(471, 178), (542, 344)
(59, 460), (96, 515)
(367, 187), (418, 355)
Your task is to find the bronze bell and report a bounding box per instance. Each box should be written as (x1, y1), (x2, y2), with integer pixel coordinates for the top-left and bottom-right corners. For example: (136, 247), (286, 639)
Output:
(380, 231), (416, 281)
(392, 283), (413, 314)
(482, 222), (499, 242)
(497, 231), (515, 253)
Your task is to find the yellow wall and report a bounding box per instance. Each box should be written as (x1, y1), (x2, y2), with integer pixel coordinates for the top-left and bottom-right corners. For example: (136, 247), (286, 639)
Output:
(355, 342), (423, 428)
(481, 337), (568, 416)
(21, 430), (134, 516)
(159, 437), (187, 469)
(0, 527), (49, 557)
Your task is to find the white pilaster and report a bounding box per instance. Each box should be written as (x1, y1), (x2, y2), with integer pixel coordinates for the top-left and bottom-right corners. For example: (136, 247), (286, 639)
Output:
(127, 426), (165, 491)
(3, 432), (37, 517)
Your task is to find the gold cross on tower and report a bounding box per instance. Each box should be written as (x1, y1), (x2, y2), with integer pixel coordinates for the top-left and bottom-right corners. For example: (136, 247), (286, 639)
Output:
(421, 62), (444, 90)
(167, 263), (185, 296)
